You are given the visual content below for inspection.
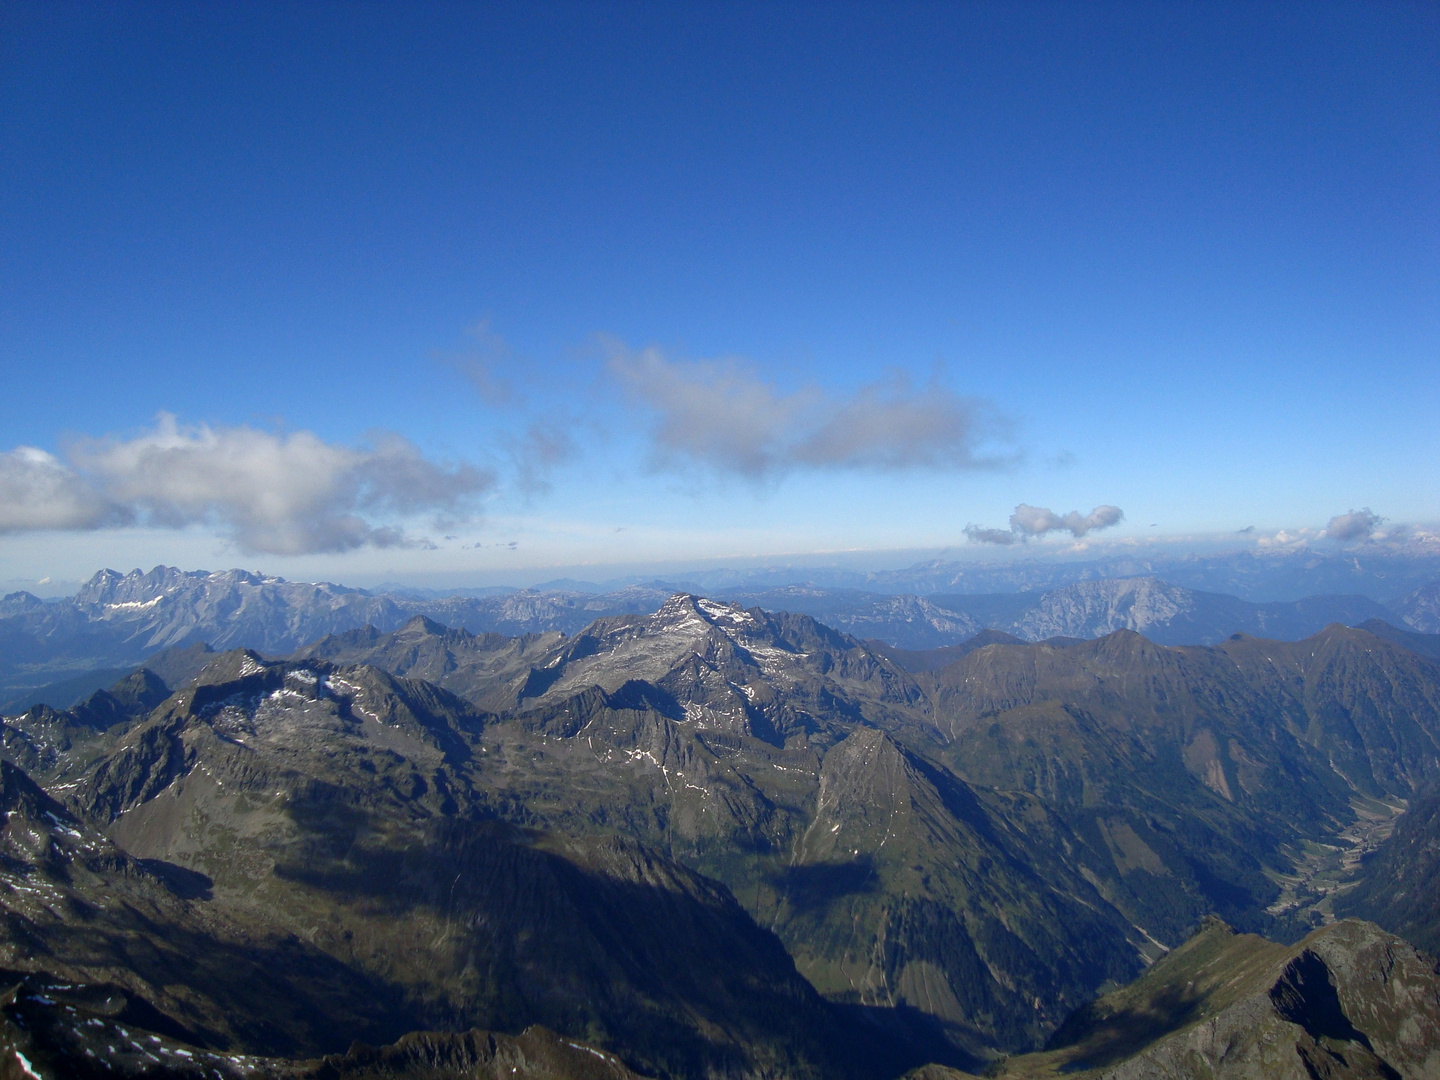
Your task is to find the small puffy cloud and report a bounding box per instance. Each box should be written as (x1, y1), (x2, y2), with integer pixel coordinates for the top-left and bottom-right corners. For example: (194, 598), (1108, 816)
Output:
(1324, 507), (1383, 542)
(965, 503), (1125, 544)
(1256, 528), (1314, 550)
(1, 414), (494, 555)
(606, 342), (1009, 478)
(1011, 503), (1124, 538)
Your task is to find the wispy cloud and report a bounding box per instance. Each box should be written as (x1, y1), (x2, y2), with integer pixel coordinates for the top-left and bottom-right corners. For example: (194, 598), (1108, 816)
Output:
(605, 342), (1012, 478)
(0, 414), (494, 554)
(439, 319), (518, 406)
(507, 421), (580, 495)
(1324, 507), (1382, 542)
(966, 503), (1125, 544)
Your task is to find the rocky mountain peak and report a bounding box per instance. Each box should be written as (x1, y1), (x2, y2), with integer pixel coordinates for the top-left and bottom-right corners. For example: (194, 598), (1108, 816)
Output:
(74, 565), (199, 608)
(72, 566), (126, 605)
(646, 592), (752, 633)
(525, 594), (808, 707)
(632, 593), (801, 649)
(192, 648), (275, 687)
(396, 613), (471, 640)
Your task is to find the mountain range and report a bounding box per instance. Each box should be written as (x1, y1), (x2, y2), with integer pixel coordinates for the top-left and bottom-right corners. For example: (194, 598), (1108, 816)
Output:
(4, 582), (1440, 1077)
(535, 546), (1440, 605)
(5, 566), (1440, 710)
(862, 546), (1440, 603)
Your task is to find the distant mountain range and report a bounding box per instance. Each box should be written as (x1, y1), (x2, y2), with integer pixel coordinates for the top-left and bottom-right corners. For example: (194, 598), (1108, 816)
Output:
(869, 546), (1440, 602)
(546, 545), (1440, 604)
(4, 583), (1440, 1077)
(5, 566), (1439, 708)
(715, 577), (1428, 649)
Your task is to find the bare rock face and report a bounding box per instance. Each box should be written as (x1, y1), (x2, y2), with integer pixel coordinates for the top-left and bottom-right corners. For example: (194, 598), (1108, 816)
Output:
(1298, 920), (1440, 1079)
(1395, 581), (1440, 634)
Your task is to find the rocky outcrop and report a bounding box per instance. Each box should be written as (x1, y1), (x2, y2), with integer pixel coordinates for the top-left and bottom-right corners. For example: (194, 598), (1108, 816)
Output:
(1029, 918), (1440, 1079)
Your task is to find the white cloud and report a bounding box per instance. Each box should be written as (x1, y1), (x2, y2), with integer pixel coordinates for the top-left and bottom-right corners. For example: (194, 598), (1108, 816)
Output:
(1011, 503), (1124, 538)
(606, 342), (1010, 478)
(1324, 507), (1383, 542)
(0, 415), (494, 555)
(965, 503), (1125, 544)
(0, 447), (117, 531)
(1256, 528), (1316, 550)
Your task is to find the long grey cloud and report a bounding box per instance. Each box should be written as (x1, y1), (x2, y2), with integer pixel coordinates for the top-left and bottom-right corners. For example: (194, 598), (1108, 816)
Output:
(966, 503), (1125, 544)
(606, 343), (1011, 478)
(0, 414), (494, 554)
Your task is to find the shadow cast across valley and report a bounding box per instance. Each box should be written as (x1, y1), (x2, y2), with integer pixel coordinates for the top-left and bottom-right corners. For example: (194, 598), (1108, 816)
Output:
(270, 814), (915, 1080)
(138, 858), (213, 901)
(768, 855), (882, 917)
(836, 1001), (988, 1076)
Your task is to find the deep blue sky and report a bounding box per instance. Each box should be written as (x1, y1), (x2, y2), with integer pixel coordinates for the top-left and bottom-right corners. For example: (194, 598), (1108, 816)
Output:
(1, 1), (1436, 587)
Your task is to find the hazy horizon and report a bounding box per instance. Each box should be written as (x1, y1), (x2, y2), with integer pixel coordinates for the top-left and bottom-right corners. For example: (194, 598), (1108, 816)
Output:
(9, 524), (1440, 602)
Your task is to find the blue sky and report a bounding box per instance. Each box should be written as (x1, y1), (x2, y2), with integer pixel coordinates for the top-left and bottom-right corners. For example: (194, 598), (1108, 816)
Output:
(1, 1), (1436, 588)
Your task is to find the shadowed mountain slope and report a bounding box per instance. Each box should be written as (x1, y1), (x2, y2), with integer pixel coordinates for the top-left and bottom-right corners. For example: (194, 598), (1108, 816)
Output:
(296, 616), (567, 713)
(0, 971), (644, 1080)
(949, 917), (1440, 1079)
(919, 625), (1440, 940)
(0, 758), (424, 1056)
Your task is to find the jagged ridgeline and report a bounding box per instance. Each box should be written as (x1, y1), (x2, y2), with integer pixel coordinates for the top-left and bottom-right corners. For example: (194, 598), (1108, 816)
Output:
(2, 590), (1440, 1078)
